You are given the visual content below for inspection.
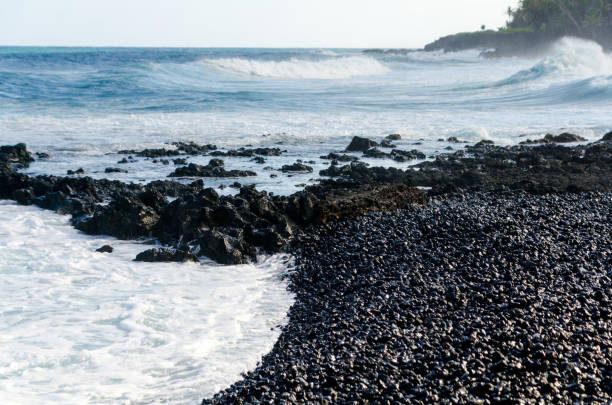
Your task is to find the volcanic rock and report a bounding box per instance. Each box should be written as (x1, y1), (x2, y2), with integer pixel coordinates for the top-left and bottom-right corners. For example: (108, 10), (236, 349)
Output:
(169, 162), (256, 178)
(134, 247), (198, 262)
(281, 162), (314, 173)
(346, 136), (378, 152)
(0, 143), (34, 167)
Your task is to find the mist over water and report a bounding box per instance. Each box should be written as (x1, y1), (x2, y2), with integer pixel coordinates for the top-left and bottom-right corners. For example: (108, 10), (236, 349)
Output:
(0, 37), (611, 403)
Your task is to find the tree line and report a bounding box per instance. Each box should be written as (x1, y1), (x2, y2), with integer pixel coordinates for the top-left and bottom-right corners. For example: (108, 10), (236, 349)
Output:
(506, 0), (612, 34)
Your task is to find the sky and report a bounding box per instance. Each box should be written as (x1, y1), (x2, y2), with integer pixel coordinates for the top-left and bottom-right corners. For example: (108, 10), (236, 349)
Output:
(1, 0), (520, 48)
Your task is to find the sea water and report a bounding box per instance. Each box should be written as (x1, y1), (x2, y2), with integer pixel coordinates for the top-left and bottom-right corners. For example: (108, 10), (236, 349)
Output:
(0, 201), (292, 404)
(0, 36), (611, 403)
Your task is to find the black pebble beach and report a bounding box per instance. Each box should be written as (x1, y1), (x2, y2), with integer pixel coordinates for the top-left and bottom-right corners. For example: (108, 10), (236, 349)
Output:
(204, 192), (611, 404)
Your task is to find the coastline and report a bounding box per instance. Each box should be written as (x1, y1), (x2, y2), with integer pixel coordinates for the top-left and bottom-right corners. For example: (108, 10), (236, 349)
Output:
(204, 191), (611, 404)
(1, 134), (611, 403)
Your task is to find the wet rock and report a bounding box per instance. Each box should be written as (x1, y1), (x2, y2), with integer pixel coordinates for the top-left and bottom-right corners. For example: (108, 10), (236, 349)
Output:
(380, 139), (396, 148)
(173, 158), (187, 165)
(281, 162), (314, 173)
(391, 149), (426, 161)
(198, 229), (254, 265)
(601, 131), (612, 142)
(521, 133), (587, 144)
(134, 247), (198, 262)
(168, 162), (256, 178)
(385, 134), (401, 140)
(152, 159), (170, 165)
(96, 245), (113, 253)
(74, 195), (160, 239)
(172, 141), (217, 154)
(13, 188), (36, 205)
(118, 148), (181, 158)
(36, 152), (50, 159)
(250, 227), (287, 251)
(346, 136), (379, 152)
(0, 143), (34, 167)
(67, 168), (85, 175)
(104, 167), (127, 174)
(320, 153), (359, 162)
(117, 158), (129, 164)
(210, 147), (283, 157)
(252, 156), (266, 164)
(363, 148), (389, 158)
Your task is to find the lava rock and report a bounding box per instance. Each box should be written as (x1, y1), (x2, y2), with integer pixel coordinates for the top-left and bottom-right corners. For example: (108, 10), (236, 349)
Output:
(0, 143), (34, 167)
(67, 168), (85, 175)
(320, 153), (359, 162)
(281, 162), (314, 173)
(96, 245), (114, 253)
(134, 247), (198, 262)
(198, 229), (254, 265)
(169, 162), (256, 178)
(210, 147), (283, 157)
(385, 134), (401, 140)
(104, 167), (127, 174)
(346, 136), (379, 152)
(521, 133), (587, 144)
(13, 188), (36, 205)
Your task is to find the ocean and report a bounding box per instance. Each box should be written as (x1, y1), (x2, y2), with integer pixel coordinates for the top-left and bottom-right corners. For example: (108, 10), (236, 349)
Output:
(0, 36), (611, 404)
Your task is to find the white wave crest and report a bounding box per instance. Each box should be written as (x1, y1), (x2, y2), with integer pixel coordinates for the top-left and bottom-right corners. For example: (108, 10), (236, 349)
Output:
(501, 37), (612, 86)
(200, 56), (390, 79)
(543, 37), (612, 76)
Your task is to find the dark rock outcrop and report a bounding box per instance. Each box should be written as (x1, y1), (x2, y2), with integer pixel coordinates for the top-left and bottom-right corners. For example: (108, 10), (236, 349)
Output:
(520, 133), (587, 144)
(13, 188), (36, 205)
(104, 167), (127, 174)
(346, 136), (378, 152)
(134, 247), (198, 262)
(168, 162), (256, 178)
(0, 143), (34, 167)
(601, 131), (612, 142)
(281, 163), (314, 173)
(320, 153), (359, 162)
(74, 194), (160, 239)
(210, 147), (283, 157)
(96, 245), (113, 253)
(2, 139), (611, 267)
(198, 229), (254, 265)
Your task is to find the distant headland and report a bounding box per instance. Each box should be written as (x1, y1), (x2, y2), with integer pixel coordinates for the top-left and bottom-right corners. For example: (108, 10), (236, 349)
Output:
(371, 1), (612, 57)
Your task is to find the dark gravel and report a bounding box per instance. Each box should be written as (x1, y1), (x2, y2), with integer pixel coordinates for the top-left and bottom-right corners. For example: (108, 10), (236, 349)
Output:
(204, 191), (611, 404)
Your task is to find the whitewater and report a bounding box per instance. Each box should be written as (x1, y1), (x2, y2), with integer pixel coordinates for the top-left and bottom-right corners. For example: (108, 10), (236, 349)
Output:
(0, 37), (611, 404)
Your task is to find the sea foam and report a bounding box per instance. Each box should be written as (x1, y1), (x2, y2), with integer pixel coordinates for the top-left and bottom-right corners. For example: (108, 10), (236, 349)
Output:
(498, 37), (612, 86)
(0, 201), (294, 404)
(200, 55), (390, 79)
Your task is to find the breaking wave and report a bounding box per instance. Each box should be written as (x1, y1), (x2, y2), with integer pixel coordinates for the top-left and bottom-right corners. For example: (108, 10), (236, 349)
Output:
(199, 56), (390, 79)
(498, 37), (612, 86)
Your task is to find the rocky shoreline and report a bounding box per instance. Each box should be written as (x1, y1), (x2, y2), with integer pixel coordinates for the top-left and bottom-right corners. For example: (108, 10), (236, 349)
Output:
(204, 191), (611, 404)
(1, 134), (611, 403)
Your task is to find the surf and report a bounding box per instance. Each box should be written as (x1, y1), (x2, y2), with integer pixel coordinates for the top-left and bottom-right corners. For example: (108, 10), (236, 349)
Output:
(198, 55), (390, 79)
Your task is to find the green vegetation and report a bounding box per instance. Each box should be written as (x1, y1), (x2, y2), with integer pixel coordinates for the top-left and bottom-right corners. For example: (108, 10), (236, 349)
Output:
(506, 0), (612, 33)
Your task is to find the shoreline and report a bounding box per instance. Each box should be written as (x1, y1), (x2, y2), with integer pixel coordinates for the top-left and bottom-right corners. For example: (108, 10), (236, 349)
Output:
(1, 133), (611, 403)
(204, 191), (611, 404)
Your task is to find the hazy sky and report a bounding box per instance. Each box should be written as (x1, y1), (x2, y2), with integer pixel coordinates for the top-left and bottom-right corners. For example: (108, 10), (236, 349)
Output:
(1, 0), (520, 48)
